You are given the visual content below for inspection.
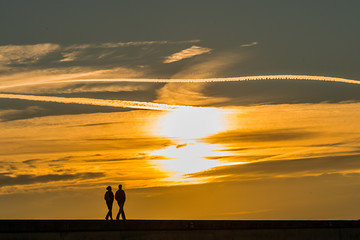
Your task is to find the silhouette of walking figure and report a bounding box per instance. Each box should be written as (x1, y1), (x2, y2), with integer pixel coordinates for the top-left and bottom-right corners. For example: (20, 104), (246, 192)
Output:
(104, 186), (114, 220)
(115, 184), (126, 220)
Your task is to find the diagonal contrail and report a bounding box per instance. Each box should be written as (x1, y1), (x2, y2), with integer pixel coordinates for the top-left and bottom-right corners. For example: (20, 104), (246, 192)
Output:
(0, 75), (358, 111)
(0, 93), (187, 111)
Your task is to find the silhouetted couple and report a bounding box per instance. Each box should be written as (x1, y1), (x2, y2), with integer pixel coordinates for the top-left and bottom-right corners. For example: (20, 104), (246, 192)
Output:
(104, 184), (126, 220)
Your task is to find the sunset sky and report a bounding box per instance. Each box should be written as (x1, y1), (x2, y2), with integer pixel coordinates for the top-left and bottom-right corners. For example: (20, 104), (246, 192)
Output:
(1, 0), (360, 220)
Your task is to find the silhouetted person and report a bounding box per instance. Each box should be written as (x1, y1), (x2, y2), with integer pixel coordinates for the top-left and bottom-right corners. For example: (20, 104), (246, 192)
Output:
(104, 186), (114, 220)
(115, 184), (126, 220)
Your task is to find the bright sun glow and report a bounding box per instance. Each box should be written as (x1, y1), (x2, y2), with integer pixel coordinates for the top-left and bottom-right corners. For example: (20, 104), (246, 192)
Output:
(153, 142), (228, 177)
(152, 107), (235, 181)
(157, 107), (226, 139)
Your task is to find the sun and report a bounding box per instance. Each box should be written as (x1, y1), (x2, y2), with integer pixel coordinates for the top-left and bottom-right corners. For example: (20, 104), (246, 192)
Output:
(152, 107), (233, 180)
(153, 142), (227, 177)
(157, 107), (227, 140)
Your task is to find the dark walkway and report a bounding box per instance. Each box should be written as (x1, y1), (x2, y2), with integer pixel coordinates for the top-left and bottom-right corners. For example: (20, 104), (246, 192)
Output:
(1, 220), (360, 240)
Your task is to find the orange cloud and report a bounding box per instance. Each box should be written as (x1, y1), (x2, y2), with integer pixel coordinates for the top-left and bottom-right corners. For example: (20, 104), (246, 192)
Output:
(240, 41), (259, 47)
(163, 45), (212, 63)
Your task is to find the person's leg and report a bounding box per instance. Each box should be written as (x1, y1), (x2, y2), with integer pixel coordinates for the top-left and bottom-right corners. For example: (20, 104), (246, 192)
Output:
(120, 203), (126, 220)
(106, 202), (113, 220)
(116, 202), (121, 220)
(109, 203), (113, 220)
(106, 203), (110, 220)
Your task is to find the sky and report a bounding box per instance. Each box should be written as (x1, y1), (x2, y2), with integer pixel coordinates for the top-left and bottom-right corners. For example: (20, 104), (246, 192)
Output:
(0, 0), (360, 220)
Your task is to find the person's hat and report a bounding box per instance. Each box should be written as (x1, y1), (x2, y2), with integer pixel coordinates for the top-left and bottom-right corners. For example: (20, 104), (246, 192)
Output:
(106, 186), (112, 190)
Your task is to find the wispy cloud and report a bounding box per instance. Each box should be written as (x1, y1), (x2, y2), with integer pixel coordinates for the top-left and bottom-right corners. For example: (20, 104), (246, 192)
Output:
(240, 41), (259, 47)
(169, 52), (241, 78)
(0, 67), (144, 91)
(163, 45), (212, 63)
(59, 51), (81, 62)
(0, 43), (60, 67)
(61, 40), (201, 62)
(0, 40), (201, 66)
(65, 39), (201, 50)
(17, 82), (151, 94)
(155, 82), (229, 106)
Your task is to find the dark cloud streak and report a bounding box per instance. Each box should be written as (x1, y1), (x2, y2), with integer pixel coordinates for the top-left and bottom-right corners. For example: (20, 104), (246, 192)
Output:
(0, 172), (104, 187)
(188, 154), (360, 180)
(204, 128), (315, 144)
(203, 80), (360, 106)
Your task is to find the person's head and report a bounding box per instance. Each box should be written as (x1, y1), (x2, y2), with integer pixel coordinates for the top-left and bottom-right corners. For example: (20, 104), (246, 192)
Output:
(106, 186), (112, 191)
(118, 184), (122, 189)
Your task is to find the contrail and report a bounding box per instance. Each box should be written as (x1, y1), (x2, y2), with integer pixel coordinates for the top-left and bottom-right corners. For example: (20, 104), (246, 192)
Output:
(0, 93), (187, 111)
(53, 75), (360, 85)
(0, 75), (359, 91)
(0, 75), (358, 110)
